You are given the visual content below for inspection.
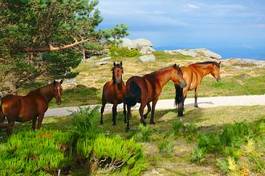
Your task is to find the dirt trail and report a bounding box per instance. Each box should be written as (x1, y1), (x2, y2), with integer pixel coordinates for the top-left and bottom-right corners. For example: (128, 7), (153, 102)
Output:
(45, 95), (265, 117)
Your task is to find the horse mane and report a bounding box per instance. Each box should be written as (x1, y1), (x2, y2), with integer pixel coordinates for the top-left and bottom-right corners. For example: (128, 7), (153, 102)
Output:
(193, 61), (220, 68)
(150, 64), (178, 75)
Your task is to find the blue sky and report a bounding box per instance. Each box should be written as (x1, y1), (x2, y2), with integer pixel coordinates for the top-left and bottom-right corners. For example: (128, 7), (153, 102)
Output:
(98, 0), (265, 59)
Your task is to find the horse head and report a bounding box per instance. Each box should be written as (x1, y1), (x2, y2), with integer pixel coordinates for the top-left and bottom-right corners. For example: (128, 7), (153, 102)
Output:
(112, 61), (124, 84)
(172, 64), (186, 88)
(210, 61), (221, 81)
(52, 80), (63, 105)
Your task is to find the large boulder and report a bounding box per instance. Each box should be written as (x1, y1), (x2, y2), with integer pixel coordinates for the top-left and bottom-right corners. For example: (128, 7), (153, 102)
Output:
(139, 54), (156, 62)
(165, 48), (222, 60)
(120, 38), (155, 55)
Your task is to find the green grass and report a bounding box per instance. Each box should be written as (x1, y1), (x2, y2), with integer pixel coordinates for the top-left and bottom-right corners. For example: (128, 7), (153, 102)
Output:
(1, 106), (265, 175)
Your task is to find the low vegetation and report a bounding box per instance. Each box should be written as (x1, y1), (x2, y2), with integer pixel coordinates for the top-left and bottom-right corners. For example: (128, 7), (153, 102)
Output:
(0, 107), (147, 175)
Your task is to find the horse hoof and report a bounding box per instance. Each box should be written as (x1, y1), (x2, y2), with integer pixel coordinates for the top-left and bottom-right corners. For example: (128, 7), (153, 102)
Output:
(100, 121), (103, 125)
(143, 115), (148, 119)
(150, 121), (155, 125)
(125, 127), (130, 132)
(112, 123), (116, 126)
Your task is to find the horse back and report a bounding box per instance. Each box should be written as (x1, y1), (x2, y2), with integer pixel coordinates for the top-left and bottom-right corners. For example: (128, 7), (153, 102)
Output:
(1, 94), (48, 122)
(126, 75), (156, 102)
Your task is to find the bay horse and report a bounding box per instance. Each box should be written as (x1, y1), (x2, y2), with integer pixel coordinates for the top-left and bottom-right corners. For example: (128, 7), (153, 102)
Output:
(0, 80), (63, 134)
(175, 61), (221, 117)
(101, 62), (126, 126)
(125, 64), (186, 130)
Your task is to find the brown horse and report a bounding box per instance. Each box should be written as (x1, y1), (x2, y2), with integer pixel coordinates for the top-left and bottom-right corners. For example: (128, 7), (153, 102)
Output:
(101, 62), (126, 126)
(125, 64), (186, 130)
(0, 80), (63, 134)
(175, 61), (221, 117)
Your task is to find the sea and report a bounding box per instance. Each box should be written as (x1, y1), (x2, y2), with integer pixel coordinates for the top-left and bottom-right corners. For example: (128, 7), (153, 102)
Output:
(156, 46), (265, 60)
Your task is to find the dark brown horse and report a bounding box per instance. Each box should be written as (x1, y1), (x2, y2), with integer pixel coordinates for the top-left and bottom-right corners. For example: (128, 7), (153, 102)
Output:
(175, 61), (221, 117)
(0, 80), (63, 134)
(125, 64), (186, 130)
(101, 62), (126, 126)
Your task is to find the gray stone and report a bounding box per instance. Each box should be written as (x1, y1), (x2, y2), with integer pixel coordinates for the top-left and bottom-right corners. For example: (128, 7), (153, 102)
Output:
(139, 54), (156, 62)
(165, 48), (222, 59)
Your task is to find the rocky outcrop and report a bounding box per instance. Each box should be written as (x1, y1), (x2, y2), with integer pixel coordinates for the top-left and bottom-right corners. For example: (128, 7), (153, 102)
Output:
(120, 38), (155, 55)
(165, 48), (222, 60)
(139, 54), (156, 62)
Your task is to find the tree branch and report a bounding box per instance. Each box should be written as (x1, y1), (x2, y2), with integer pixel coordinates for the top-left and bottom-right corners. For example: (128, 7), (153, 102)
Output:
(22, 38), (91, 53)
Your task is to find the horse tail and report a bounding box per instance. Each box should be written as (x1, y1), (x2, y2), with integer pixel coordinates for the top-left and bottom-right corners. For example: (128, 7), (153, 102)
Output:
(0, 97), (5, 123)
(125, 81), (141, 107)
(175, 84), (183, 105)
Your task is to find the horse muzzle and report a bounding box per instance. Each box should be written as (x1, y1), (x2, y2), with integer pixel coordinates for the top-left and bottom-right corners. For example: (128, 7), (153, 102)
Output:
(179, 80), (187, 88)
(216, 77), (221, 82)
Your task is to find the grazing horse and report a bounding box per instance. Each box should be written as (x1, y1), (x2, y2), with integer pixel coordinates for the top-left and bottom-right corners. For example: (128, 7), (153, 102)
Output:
(175, 61), (221, 117)
(0, 80), (63, 134)
(101, 62), (126, 126)
(125, 64), (186, 130)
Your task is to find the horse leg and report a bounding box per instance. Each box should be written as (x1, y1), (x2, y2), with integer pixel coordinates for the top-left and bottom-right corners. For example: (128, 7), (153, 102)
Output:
(194, 88), (199, 108)
(178, 89), (187, 117)
(123, 103), (127, 124)
(139, 103), (147, 126)
(112, 104), (117, 126)
(143, 103), (151, 119)
(126, 105), (132, 131)
(100, 101), (106, 125)
(150, 99), (158, 124)
(36, 114), (45, 129)
(32, 117), (37, 130)
(7, 120), (15, 135)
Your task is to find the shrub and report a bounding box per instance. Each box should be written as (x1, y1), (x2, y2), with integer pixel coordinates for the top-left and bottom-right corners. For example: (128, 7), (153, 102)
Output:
(159, 140), (174, 155)
(71, 106), (101, 139)
(132, 124), (152, 142)
(72, 107), (147, 175)
(172, 120), (198, 140)
(109, 45), (141, 58)
(0, 129), (71, 175)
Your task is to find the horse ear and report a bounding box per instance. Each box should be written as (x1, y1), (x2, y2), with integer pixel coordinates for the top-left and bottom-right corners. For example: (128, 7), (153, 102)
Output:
(120, 61), (122, 66)
(113, 62), (116, 66)
(60, 79), (64, 84)
(53, 80), (56, 85)
(218, 61), (221, 65)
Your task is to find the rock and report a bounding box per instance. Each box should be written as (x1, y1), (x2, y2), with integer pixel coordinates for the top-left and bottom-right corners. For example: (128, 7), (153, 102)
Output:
(62, 78), (77, 89)
(120, 38), (155, 55)
(99, 56), (111, 61)
(95, 61), (109, 66)
(139, 54), (156, 62)
(165, 48), (222, 60)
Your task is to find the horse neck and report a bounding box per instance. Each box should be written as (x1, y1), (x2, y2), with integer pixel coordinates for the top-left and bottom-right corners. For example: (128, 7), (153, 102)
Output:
(194, 64), (213, 77)
(30, 85), (55, 103)
(112, 76), (123, 90)
(155, 68), (174, 88)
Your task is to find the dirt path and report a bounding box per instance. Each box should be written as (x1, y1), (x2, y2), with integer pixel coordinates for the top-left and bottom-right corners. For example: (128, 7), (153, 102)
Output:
(45, 95), (265, 117)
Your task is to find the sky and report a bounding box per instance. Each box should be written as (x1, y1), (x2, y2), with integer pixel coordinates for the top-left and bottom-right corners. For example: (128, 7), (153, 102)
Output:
(98, 0), (265, 59)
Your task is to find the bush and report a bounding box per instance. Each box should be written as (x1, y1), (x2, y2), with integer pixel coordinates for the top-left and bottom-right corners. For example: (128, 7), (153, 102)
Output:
(132, 124), (152, 142)
(172, 120), (198, 140)
(0, 129), (71, 175)
(192, 120), (265, 174)
(109, 45), (141, 58)
(159, 141), (174, 155)
(71, 106), (101, 139)
(72, 107), (147, 175)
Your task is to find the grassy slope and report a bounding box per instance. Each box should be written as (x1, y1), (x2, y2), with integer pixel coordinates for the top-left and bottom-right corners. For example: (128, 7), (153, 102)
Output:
(17, 51), (265, 107)
(2, 106), (264, 175)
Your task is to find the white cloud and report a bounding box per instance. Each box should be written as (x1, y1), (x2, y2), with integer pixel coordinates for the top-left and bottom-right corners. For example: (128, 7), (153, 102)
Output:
(186, 3), (200, 9)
